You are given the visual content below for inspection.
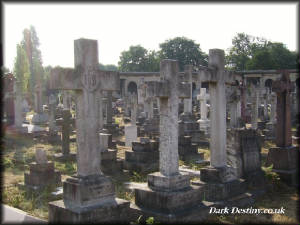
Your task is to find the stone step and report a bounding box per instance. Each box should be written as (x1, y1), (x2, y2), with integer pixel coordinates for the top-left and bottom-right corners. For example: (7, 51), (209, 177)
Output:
(2, 204), (47, 224)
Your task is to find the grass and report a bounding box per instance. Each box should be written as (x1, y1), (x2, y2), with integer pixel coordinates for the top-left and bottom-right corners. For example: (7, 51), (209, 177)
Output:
(2, 128), (299, 224)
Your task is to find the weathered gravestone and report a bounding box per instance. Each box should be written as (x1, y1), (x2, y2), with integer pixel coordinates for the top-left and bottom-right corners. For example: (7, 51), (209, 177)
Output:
(197, 88), (210, 135)
(103, 90), (119, 135)
(250, 83), (259, 130)
(48, 39), (130, 223)
(13, 81), (28, 133)
(192, 49), (251, 204)
(99, 132), (122, 174)
(24, 147), (61, 191)
(124, 137), (159, 174)
(125, 92), (138, 147)
(48, 93), (60, 143)
(267, 71), (299, 186)
(227, 128), (265, 192)
(132, 59), (206, 223)
(32, 82), (48, 124)
(54, 109), (76, 161)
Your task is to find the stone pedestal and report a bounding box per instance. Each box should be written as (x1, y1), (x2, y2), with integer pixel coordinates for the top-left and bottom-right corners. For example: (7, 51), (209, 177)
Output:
(178, 135), (200, 158)
(101, 149), (123, 174)
(266, 146), (299, 186)
(24, 161), (61, 190)
(125, 125), (137, 147)
(49, 175), (130, 223)
(31, 113), (48, 125)
(124, 138), (159, 173)
(134, 172), (204, 222)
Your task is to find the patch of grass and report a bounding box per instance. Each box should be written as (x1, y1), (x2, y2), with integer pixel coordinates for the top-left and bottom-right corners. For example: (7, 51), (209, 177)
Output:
(54, 161), (77, 175)
(130, 171), (147, 183)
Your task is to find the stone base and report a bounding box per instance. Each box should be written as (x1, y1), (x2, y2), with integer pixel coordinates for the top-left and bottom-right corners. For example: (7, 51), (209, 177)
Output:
(31, 113), (48, 125)
(200, 166), (237, 183)
(134, 182), (203, 214)
(125, 125), (137, 147)
(266, 146), (299, 170)
(130, 194), (209, 223)
(54, 153), (76, 162)
(49, 198), (130, 223)
(48, 133), (61, 144)
(198, 119), (210, 135)
(100, 150), (123, 174)
(24, 162), (61, 189)
(192, 179), (247, 202)
(62, 175), (116, 207)
(147, 172), (190, 191)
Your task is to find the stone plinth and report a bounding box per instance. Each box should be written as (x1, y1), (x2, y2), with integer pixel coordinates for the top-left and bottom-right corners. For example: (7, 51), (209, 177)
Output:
(24, 161), (61, 190)
(124, 138), (159, 173)
(125, 125), (137, 147)
(227, 128), (265, 189)
(266, 146), (299, 186)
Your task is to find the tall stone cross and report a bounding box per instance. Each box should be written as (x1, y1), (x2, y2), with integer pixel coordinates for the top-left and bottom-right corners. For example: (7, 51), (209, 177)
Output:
(146, 59), (190, 176)
(50, 38), (120, 177)
(197, 88), (209, 120)
(197, 49), (235, 168)
(183, 65), (193, 113)
(56, 109), (75, 155)
(272, 70), (293, 147)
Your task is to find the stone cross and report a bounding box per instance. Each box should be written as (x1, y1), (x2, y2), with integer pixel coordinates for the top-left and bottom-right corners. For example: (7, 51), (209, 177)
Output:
(34, 82), (43, 114)
(35, 148), (48, 164)
(197, 88), (209, 120)
(14, 81), (24, 128)
(50, 38), (120, 177)
(129, 92), (138, 125)
(250, 83), (259, 129)
(49, 94), (58, 134)
(106, 91), (113, 124)
(228, 87), (241, 128)
(62, 90), (72, 109)
(183, 65), (193, 113)
(56, 109), (75, 155)
(146, 59), (190, 176)
(272, 70), (293, 147)
(197, 49), (235, 168)
(269, 92), (277, 124)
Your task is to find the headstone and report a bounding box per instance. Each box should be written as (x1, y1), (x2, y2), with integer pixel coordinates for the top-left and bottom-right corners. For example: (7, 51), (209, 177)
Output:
(24, 147), (61, 190)
(133, 59), (204, 222)
(32, 82), (48, 124)
(13, 81), (28, 133)
(48, 38), (129, 223)
(103, 90), (119, 135)
(54, 109), (76, 160)
(197, 88), (210, 134)
(267, 71), (299, 186)
(125, 92), (138, 147)
(250, 84), (259, 129)
(194, 49), (249, 203)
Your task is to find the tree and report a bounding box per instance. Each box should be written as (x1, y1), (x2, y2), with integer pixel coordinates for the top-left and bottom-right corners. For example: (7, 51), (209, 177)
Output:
(13, 44), (30, 92)
(118, 45), (159, 72)
(158, 37), (207, 71)
(21, 26), (44, 102)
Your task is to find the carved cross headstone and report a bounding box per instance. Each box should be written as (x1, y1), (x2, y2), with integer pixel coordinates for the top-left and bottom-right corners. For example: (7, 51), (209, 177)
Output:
(50, 39), (119, 177)
(146, 60), (190, 176)
(272, 70), (293, 147)
(183, 65), (193, 113)
(197, 49), (235, 168)
(197, 88), (209, 120)
(56, 109), (75, 155)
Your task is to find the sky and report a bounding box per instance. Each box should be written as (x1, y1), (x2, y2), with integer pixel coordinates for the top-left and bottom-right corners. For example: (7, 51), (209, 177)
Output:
(3, 2), (298, 71)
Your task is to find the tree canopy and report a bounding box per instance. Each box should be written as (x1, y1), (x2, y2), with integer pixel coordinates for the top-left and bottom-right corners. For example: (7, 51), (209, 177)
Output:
(159, 37), (208, 71)
(226, 32), (299, 70)
(118, 45), (159, 72)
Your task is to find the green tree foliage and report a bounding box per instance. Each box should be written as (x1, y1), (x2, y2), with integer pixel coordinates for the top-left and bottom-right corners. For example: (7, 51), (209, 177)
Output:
(118, 45), (159, 72)
(159, 37), (208, 71)
(13, 44), (30, 92)
(227, 32), (298, 70)
(21, 26), (44, 101)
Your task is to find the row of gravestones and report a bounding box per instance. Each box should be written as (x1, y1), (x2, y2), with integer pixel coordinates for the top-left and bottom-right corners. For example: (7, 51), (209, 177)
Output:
(16, 38), (299, 223)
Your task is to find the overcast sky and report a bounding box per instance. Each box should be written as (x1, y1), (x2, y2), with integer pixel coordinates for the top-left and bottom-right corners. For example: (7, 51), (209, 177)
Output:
(3, 2), (298, 71)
